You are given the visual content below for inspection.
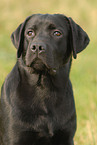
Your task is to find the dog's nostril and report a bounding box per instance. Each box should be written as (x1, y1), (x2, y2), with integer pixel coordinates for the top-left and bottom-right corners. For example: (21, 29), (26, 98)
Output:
(31, 44), (45, 53)
(33, 45), (36, 50)
(31, 45), (36, 51)
(39, 46), (44, 51)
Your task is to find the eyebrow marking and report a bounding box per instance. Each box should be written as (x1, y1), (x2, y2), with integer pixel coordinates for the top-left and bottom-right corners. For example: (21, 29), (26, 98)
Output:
(48, 24), (56, 30)
(28, 25), (37, 30)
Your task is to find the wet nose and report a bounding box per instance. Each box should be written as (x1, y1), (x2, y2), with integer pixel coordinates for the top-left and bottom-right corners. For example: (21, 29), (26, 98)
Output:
(31, 43), (46, 54)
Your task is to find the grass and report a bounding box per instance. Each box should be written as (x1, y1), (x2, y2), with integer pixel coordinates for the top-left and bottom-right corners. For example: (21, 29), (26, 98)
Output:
(71, 43), (97, 144)
(0, 0), (97, 144)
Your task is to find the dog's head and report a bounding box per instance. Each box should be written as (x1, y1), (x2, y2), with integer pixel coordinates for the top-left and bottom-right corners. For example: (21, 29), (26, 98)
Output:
(11, 14), (90, 74)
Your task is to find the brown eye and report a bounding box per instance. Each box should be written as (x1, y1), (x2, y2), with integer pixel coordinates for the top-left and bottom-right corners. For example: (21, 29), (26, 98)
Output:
(53, 31), (62, 37)
(27, 30), (35, 37)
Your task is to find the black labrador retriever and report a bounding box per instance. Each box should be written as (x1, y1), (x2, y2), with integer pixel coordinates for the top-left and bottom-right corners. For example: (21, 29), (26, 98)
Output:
(0, 14), (90, 145)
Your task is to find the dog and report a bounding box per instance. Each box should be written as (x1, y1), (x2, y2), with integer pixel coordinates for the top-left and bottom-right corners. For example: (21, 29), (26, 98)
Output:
(0, 14), (90, 145)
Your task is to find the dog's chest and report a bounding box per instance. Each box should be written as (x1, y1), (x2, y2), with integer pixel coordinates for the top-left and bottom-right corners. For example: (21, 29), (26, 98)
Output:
(15, 74), (61, 137)
(15, 88), (56, 138)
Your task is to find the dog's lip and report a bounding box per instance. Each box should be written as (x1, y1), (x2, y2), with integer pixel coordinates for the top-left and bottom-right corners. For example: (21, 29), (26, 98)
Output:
(26, 58), (57, 75)
(26, 58), (47, 68)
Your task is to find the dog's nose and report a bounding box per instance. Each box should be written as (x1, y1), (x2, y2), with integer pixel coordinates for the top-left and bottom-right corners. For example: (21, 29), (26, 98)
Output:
(31, 44), (45, 54)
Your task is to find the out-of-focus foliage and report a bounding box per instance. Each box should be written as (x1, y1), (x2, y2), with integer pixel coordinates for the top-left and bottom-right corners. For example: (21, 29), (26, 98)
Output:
(0, 0), (97, 144)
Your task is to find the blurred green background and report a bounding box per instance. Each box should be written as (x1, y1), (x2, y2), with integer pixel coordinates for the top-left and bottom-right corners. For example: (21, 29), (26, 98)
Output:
(0, 0), (97, 144)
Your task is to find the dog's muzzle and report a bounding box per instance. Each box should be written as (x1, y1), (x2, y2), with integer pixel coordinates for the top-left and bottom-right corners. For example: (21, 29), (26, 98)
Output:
(30, 42), (46, 55)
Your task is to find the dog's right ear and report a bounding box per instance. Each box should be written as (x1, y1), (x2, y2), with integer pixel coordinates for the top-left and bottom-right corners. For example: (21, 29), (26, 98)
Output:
(11, 16), (32, 58)
(11, 24), (22, 49)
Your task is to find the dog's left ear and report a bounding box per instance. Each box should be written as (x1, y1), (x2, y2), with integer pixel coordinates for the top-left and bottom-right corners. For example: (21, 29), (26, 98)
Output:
(11, 16), (31, 58)
(68, 17), (90, 59)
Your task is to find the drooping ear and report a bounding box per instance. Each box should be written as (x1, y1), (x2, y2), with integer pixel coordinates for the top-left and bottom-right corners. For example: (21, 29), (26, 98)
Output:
(11, 16), (32, 58)
(11, 24), (22, 49)
(68, 17), (90, 59)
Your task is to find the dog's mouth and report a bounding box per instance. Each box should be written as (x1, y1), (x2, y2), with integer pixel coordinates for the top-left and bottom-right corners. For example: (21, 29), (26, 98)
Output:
(31, 58), (46, 71)
(26, 58), (57, 75)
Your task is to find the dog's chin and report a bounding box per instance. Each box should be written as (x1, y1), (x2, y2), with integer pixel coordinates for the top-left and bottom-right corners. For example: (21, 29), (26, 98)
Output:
(26, 59), (57, 75)
(32, 59), (46, 71)
(26, 58), (48, 74)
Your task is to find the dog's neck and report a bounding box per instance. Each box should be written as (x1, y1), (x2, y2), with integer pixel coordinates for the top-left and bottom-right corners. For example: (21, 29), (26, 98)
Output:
(17, 58), (71, 90)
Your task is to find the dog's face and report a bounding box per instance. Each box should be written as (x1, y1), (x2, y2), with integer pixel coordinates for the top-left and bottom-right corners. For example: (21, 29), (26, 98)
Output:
(11, 14), (90, 74)
(24, 14), (70, 72)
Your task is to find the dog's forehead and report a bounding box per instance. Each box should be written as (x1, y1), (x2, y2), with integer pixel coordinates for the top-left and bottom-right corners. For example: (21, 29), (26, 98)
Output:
(25, 14), (68, 29)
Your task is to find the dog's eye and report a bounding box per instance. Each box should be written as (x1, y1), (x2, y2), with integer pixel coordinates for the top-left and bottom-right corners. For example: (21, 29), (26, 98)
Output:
(53, 31), (62, 37)
(27, 30), (35, 37)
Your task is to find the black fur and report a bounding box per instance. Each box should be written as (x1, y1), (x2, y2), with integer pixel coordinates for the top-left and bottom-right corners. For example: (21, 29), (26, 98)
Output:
(0, 14), (90, 145)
